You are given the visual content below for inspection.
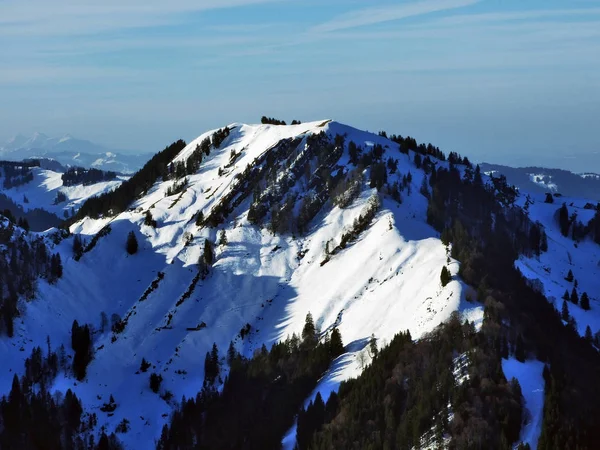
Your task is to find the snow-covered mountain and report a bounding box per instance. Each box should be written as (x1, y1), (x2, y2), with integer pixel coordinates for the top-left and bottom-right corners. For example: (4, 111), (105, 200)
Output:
(3, 120), (599, 449)
(0, 133), (151, 174)
(0, 121), (491, 448)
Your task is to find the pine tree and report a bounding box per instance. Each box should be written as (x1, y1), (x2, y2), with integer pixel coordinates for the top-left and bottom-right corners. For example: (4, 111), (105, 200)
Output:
(330, 328), (344, 357)
(580, 292), (590, 311)
(565, 269), (574, 282)
(570, 287), (579, 305)
(369, 333), (378, 359)
(50, 253), (63, 280)
(559, 203), (570, 236)
(126, 231), (138, 255)
(195, 211), (204, 226)
(227, 341), (237, 366)
(302, 312), (317, 348)
(585, 325), (593, 343)
(440, 266), (451, 287)
(73, 234), (84, 258)
(149, 373), (162, 393)
(140, 358), (151, 373)
(218, 230), (227, 246)
(144, 211), (157, 228)
(203, 239), (214, 266)
(562, 290), (570, 301)
(561, 300), (569, 321)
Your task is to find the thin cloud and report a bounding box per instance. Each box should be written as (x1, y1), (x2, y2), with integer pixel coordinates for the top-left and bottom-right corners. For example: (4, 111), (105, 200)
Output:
(0, 0), (285, 36)
(310, 0), (480, 34)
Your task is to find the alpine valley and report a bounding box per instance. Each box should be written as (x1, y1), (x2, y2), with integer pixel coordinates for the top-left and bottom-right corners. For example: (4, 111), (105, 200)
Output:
(0, 119), (599, 450)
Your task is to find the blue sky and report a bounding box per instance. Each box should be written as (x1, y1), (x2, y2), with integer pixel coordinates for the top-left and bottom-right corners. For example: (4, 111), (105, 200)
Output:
(1, 0), (600, 170)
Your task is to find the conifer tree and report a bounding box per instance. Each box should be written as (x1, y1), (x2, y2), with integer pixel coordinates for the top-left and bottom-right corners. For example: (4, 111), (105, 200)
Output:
(218, 230), (227, 246)
(126, 231), (138, 255)
(561, 300), (570, 321)
(203, 239), (214, 266)
(73, 234), (84, 258)
(580, 292), (590, 311)
(440, 266), (451, 287)
(559, 203), (570, 236)
(369, 333), (378, 359)
(330, 328), (344, 357)
(150, 373), (163, 393)
(585, 325), (593, 343)
(570, 287), (579, 305)
(565, 269), (574, 282)
(302, 312), (317, 348)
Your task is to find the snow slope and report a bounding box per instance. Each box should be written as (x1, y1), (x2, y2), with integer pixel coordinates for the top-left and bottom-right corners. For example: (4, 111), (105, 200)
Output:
(0, 120), (483, 449)
(0, 166), (126, 217)
(515, 194), (600, 339)
(502, 358), (546, 449)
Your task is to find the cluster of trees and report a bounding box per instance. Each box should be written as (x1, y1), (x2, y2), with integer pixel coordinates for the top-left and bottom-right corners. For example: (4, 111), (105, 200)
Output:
(144, 210), (157, 228)
(68, 139), (187, 222)
(331, 168), (363, 209)
(156, 314), (344, 449)
(1, 161), (36, 189)
(61, 167), (117, 187)
(557, 202), (600, 244)
(0, 350), (121, 449)
(422, 152), (600, 448)
(23, 341), (63, 390)
(297, 313), (524, 450)
(249, 133), (345, 234)
(0, 217), (63, 336)
(71, 320), (94, 380)
(54, 190), (68, 204)
(562, 287), (591, 311)
(164, 128), (231, 184)
(260, 116), (301, 125)
(165, 178), (187, 197)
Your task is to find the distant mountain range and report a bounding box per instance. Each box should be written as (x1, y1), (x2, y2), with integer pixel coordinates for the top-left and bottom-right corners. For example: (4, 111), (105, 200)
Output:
(481, 162), (600, 201)
(0, 132), (152, 174)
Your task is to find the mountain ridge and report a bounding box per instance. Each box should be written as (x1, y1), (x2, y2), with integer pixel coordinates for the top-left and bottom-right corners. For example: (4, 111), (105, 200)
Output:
(1, 132), (152, 174)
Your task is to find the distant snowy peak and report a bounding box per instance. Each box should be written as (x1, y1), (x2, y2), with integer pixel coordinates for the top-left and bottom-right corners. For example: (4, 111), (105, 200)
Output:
(0, 133), (152, 174)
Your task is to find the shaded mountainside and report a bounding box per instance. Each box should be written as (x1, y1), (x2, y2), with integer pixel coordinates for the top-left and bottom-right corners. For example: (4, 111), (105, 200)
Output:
(481, 163), (600, 200)
(0, 120), (598, 449)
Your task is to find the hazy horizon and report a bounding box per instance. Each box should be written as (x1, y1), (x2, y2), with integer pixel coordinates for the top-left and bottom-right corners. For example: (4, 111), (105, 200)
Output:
(2, 0), (599, 172)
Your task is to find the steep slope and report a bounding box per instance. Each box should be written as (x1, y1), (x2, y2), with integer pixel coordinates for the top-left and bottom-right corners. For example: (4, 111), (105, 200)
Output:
(0, 121), (483, 448)
(515, 193), (600, 339)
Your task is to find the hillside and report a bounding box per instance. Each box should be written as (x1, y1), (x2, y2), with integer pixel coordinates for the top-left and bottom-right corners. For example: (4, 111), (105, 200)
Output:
(481, 163), (600, 200)
(0, 120), (598, 449)
(0, 162), (126, 229)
